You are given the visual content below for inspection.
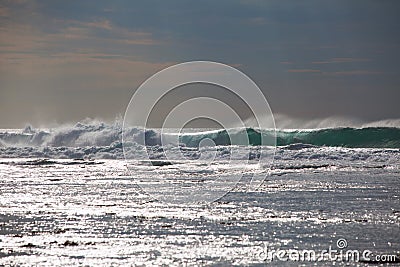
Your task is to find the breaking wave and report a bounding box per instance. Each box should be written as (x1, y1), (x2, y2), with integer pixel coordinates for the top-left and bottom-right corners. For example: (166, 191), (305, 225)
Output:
(180, 127), (400, 148)
(275, 127), (400, 148)
(1, 122), (400, 148)
(0, 121), (399, 159)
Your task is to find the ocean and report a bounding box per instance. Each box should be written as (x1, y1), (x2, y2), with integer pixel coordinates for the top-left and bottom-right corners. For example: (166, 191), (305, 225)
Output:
(0, 122), (399, 266)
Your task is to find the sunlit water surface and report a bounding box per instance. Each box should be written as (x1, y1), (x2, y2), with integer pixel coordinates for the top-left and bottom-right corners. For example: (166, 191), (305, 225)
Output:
(0, 147), (399, 266)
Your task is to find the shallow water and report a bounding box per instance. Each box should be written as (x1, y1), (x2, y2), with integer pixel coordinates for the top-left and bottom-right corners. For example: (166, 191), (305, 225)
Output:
(0, 149), (399, 266)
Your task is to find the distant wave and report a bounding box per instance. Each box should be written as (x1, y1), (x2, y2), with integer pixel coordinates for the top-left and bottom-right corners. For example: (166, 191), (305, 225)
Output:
(275, 127), (400, 148)
(0, 122), (399, 149)
(180, 127), (400, 148)
(0, 121), (399, 160)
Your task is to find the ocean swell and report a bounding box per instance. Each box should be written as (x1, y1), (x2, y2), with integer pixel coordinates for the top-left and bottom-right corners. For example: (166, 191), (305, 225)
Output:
(1, 122), (400, 148)
(0, 121), (399, 159)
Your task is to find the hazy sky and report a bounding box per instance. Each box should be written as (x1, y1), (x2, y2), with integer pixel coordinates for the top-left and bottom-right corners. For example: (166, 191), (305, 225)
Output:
(0, 0), (399, 128)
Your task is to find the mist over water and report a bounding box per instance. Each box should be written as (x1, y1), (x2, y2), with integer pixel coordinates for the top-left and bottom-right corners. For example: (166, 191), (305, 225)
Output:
(272, 114), (400, 129)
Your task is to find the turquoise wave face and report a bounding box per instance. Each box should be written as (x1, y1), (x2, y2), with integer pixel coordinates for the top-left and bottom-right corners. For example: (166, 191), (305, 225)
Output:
(179, 127), (400, 148)
(1, 123), (399, 149)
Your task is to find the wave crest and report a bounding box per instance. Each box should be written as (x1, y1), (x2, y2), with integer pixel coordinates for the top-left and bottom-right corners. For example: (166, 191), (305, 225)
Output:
(1, 122), (400, 148)
(0, 121), (399, 159)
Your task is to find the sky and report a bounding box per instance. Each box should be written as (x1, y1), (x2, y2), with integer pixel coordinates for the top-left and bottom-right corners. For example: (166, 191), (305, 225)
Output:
(0, 0), (399, 128)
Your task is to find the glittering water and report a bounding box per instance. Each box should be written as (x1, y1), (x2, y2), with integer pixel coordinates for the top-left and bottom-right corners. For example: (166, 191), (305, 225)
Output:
(0, 148), (399, 266)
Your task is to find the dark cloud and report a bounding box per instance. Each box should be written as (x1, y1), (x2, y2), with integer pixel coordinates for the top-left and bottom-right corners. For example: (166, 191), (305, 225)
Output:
(0, 0), (399, 128)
